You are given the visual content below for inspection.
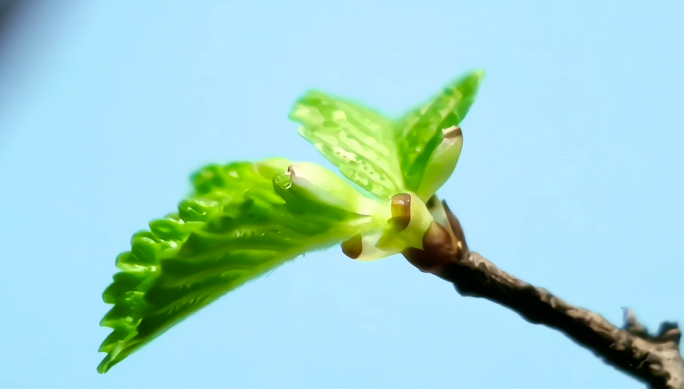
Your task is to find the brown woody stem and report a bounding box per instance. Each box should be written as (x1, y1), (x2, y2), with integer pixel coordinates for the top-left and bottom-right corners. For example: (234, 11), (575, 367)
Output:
(403, 199), (683, 389)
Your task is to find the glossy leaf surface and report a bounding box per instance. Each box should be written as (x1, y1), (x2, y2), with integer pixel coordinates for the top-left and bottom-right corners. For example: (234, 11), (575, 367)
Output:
(290, 91), (404, 200)
(98, 159), (382, 373)
(398, 70), (484, 192)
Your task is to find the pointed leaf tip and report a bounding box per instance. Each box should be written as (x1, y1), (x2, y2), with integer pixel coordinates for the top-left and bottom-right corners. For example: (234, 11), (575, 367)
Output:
(398, 70), (485, 193)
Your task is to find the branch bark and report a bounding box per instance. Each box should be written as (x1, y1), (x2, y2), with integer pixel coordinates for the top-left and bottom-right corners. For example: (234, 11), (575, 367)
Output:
(403, 199), (683, 389)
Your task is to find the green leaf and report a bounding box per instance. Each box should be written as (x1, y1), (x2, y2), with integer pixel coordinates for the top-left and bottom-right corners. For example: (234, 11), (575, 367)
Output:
(281, 162), (386, 217)
(290, 91), (404, 200)
(398, 70), (485, 192)
(376, 192), (435, 252)
(98, 160), (384, 373)
(414, 126), (464, 201)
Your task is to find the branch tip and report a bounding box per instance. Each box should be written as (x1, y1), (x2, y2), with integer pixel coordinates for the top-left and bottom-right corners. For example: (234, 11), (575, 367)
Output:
(403, 203), (684, 388)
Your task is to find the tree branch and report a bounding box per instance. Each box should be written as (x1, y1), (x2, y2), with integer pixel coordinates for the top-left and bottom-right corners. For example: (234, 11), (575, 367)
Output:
(403, 199), (683, 389)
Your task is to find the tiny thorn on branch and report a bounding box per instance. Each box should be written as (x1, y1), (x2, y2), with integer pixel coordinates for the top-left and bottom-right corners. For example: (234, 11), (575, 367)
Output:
(624, 307), (651, 338)
(403, 198), (683, 389)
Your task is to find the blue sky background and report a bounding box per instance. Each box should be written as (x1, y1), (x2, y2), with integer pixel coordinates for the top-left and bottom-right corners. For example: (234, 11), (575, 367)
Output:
(1, 1), (682, 388)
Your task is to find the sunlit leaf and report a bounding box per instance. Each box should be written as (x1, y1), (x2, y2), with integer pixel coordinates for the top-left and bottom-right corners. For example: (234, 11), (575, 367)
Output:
(99, 71), (487, 373)
(290, 91), (404, 200)
(98, 159), (385, 373)
(398, 70), (484, 192)
(414, 125), (464, 201)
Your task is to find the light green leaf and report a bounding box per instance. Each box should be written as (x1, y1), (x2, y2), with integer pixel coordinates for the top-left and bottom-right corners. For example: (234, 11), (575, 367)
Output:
(290, 91), (404, 200)
(398, 70), (485, 192)
(414, 126), (464, 201)
(344, 192), (437, 262)
(376, 192), (434, 252)
(98, 160), (384, 373)
(279, 161), (388, 217)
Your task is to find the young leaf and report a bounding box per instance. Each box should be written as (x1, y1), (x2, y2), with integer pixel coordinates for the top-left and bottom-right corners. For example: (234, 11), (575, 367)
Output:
(414, 125), (464, 201)
(290, 91), (404, 200)
(398, 70), (485, 193)
(98, 160), (385, 373)
(376, 192), (435, 252)
(278, 162), (387, 217)
(341, 192), (437, 262)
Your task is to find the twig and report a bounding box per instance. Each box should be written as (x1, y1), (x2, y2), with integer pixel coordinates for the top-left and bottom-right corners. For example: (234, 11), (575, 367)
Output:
(403, 199), (683, 389)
